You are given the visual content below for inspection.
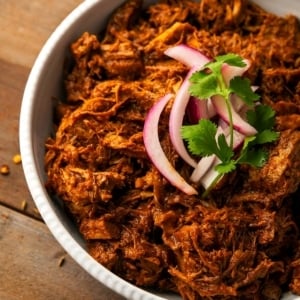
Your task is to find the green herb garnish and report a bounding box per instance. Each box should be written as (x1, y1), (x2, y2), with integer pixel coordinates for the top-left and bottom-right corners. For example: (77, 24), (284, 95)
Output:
(181, 53), (279, 192)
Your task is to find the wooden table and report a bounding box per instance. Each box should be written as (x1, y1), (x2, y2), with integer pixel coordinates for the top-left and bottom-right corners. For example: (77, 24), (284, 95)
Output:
(0, 1), (125, 299)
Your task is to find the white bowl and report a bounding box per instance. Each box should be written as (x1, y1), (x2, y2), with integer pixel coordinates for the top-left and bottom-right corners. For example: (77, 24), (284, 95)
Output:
(19, 1), (300, 299)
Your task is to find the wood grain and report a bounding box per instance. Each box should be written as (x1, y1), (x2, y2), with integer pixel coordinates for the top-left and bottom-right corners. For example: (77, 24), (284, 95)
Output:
(0, 1), (126, 299)
(0, 205), (125, 300)
(0, 0), (82, 68)
(0, 59), (37, 217)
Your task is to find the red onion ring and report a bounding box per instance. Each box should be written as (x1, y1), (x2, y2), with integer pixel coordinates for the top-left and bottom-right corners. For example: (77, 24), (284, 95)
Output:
(143, 93), (198, 195)
(212, 95), (257, 136)
(186, 96), (209, 124)
(164, 44), (210, 68)
(190, 155), (216, 183)
(169, 66), (200, 168)
(200, 157), (222, 190)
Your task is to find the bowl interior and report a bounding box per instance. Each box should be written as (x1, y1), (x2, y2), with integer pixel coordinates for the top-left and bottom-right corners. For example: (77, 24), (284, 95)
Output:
(19, 0), (300, 299)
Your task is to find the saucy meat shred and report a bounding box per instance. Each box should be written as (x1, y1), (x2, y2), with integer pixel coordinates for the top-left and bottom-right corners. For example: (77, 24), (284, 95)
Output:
(45, 0), (300, 299)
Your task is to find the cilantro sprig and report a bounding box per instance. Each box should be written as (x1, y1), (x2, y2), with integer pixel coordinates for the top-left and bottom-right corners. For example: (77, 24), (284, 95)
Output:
(189, 54), (259, 105)
(181, 53), (279, 192)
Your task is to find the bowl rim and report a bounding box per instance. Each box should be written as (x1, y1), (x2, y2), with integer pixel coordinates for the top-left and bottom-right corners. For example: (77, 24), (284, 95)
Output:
(19, 1), (167, 299)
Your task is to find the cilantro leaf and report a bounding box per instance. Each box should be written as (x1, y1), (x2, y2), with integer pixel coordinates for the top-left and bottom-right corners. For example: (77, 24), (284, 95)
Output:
(217, 134), (234, 162)
(215, 53), (246, 67)
(247, 105), (276, 131)
(181, 119), (234, 163)
(254, 130), (280, 145)
(238, 148), (268, 168)
(189, 71), (219, 99)
(181, 119), (219, 157)
(229, 77), (260, 106)
(215, 160), (236, 174)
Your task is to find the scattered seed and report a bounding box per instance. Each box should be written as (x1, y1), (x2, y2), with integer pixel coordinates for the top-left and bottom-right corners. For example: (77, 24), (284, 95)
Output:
(21, 200), (27, 211)
(13, 154), (22, 164)
(0, 164), (10, 175)
(33, 207), (41, 216)
(58, 256), (66, 267)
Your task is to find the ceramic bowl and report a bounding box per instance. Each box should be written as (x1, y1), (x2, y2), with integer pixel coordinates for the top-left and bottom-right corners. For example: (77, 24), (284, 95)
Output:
(19, 1), (300, 299)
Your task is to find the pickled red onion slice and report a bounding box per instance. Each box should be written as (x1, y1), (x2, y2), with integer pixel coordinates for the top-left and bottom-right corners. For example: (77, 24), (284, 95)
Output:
(143, 94), (198, 195)
(190, 155), (216, 183)
(169, 66), (200, 168)
(212, 95), (257, 136)
(186, 97), (209, 124)
(164, 44), (210, 68)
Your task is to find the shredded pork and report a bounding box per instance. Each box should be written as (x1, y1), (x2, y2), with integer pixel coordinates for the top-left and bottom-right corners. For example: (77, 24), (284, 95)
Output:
(45, 0), (300, 299)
